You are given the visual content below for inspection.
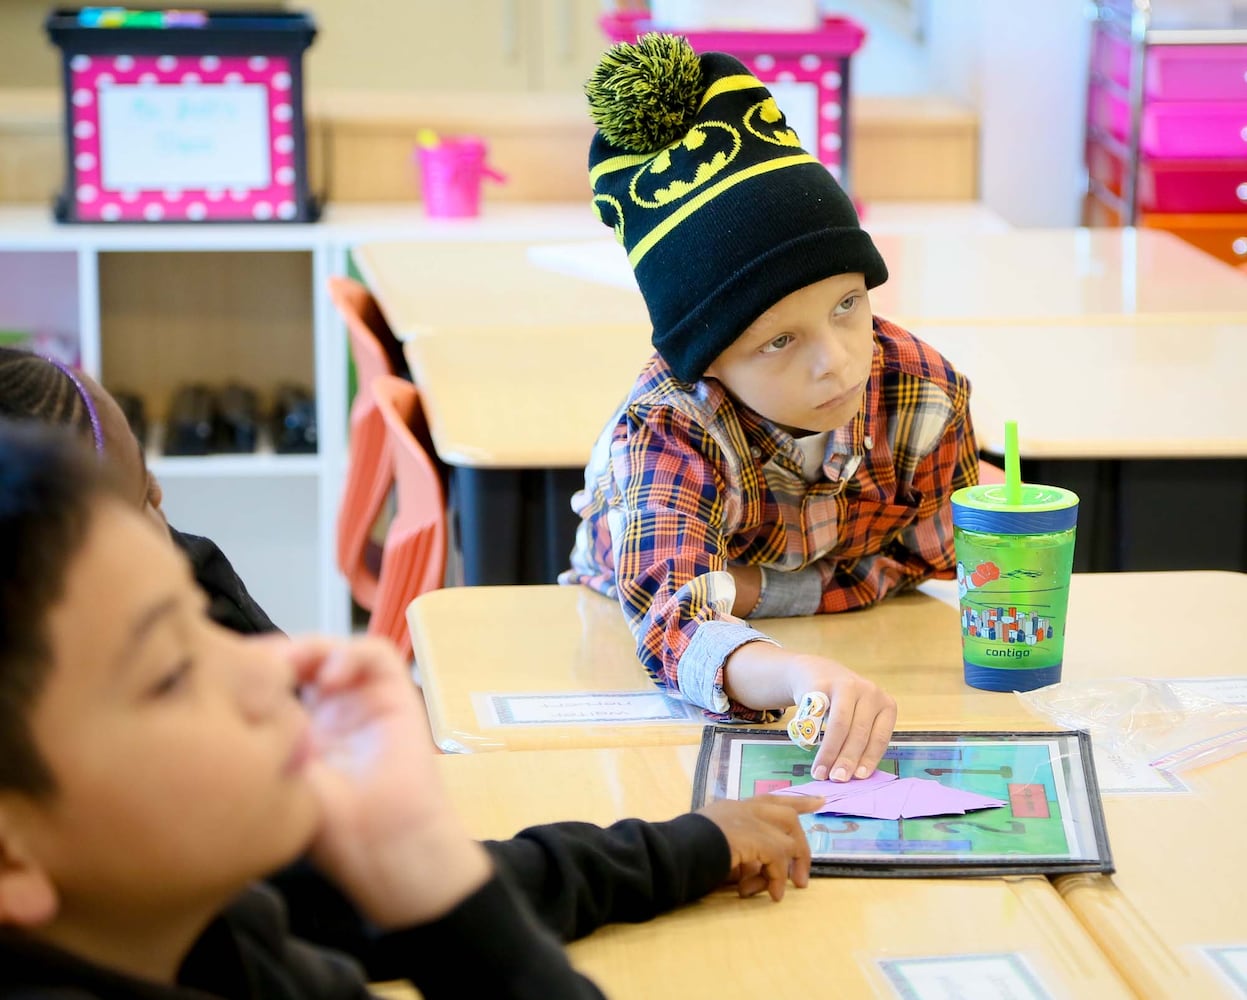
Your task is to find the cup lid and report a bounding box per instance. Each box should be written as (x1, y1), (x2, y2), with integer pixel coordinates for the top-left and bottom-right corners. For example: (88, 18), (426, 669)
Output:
(952, 483), (1079, 514)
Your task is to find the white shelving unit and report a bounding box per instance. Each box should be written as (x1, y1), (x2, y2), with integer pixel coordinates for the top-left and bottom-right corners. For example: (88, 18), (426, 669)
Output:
(0, 202), (609, 634)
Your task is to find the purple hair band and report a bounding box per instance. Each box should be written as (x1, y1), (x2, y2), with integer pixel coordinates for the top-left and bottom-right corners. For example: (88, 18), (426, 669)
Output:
(44, 357), (105, 454)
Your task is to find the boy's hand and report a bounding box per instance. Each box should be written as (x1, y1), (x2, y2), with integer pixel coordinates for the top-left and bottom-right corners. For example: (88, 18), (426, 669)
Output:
(697, 795), (820, 901)
(289, 637), (491, 928)
(723, 643), (896, 784)
(786, 653), (896, 783)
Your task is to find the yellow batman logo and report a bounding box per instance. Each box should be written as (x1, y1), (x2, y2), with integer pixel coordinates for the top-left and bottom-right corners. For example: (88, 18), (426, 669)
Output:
(592, 194), (625, 245)
(744, 98), (802, 148)
(628, 122), (741, 209)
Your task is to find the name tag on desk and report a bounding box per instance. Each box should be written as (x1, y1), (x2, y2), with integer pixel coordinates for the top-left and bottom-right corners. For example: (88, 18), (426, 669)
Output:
(474, 690), (705, 727)
(877, 953), (1054, 1000)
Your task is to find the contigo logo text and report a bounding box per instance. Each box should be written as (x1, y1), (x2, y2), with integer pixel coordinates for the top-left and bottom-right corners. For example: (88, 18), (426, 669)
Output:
(985, 648), (1031, 658)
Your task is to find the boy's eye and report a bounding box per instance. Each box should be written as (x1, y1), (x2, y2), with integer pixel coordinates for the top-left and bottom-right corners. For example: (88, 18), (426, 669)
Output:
(149, 658), (194, 698)
(834, 294), (860, 316)
(759, 333), (794, 354)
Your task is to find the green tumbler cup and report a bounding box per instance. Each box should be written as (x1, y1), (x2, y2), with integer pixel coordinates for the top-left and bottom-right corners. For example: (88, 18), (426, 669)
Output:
(951, 483), (1079, 692)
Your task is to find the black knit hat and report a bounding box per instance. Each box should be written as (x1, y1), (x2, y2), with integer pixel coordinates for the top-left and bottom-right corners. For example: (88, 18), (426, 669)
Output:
(586, 34), (888, 383)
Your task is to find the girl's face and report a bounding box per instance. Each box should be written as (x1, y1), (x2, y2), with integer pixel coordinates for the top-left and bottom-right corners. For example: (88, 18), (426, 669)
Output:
(81, 373), (166, 528)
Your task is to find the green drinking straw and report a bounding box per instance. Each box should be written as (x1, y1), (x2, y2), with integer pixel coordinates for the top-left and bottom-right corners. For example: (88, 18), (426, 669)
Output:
(1004, 420), (1022, 505)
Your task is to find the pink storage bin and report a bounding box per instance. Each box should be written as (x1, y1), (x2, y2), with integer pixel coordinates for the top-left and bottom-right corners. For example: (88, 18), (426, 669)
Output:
(599, 13), (865, 183)
(1089, 80), (1247, 157)
(1094, 29), (1247, 101)
(1087, 135), (1247, 212)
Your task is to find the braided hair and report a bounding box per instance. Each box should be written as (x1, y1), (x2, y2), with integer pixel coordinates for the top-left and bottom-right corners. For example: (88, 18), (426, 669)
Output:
(0, 347), (104, 453)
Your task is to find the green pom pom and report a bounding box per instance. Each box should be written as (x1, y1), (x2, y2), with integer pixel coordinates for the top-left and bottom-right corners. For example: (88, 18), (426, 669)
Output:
(585, 33), (703, 153)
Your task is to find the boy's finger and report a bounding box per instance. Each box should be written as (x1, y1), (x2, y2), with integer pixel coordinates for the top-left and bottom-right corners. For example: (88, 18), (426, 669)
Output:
(812, 694), (854, 780)
(753, 793), (821, 815)
(316, 638), (404, 692)
(285, 636), (340, 683)
(763, 858), (788, 902)
(853, 704), (898, 778)
(737, 872), (769, 898)
(829, 709), (877, 787)
(783, 811), (813, 888)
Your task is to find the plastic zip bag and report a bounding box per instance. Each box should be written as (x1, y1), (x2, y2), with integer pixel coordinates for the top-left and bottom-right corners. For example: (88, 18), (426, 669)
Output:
(1016, 678), (1247, 774)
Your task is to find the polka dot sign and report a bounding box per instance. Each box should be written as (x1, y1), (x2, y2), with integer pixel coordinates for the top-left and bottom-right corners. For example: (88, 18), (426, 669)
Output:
(67, 53), (301, 222)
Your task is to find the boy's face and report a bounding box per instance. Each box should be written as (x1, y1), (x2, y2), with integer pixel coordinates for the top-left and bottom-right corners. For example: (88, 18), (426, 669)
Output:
(705, 272), (874, 435)
(1, 498), (319, 924)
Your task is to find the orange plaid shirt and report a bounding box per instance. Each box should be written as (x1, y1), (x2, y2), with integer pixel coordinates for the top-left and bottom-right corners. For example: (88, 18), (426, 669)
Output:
(560, 318), (979, 720)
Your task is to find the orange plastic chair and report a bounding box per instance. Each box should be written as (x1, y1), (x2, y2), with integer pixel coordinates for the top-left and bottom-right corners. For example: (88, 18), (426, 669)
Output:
(328, 276), (407, 611)
(369, 375), (447, 660)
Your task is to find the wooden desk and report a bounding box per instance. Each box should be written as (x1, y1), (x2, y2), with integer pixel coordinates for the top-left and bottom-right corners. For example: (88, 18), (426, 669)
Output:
(497, 227), (1246, 327)
(869, 227), (1247, 325)
(409, 571), (1247, 753)
(403, 324), (652, 585)
(918, 323), (1247, 461)
(402, 316), (1245, 582)
(1056, 754), (1247, 999)
(431, 745), (1133, 999)
(404, 325), (652, 468)
(352, 240), (650, 338)
(354, 238), (649, 585)
(920, 320), (1247, 573)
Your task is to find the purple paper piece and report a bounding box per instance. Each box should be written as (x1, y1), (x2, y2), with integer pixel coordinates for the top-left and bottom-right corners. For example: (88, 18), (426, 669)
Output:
(770, 770), (896, 804)
(930, 786), (1007, 812)
(820, 789), (878, 816)
(896, 779), (962, 818)
(815, 777), (1009, 821)
(864, 783), (908, 820)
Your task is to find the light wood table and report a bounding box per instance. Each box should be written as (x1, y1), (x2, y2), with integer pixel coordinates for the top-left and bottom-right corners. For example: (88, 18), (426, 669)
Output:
(498, 227), (1246, 327)
(918, 319), (1247, 574)
(404, 324), (652, 468)
(869, 227), (1247, 325)
(409, 571), (1247, 753)
(403, 323), (652, 585)
(433, 745), (1134, 1000)
(916, 322), (1247, 461)
(1056, 752), (1247, 999)
(919, 319), (1247, 574)
(351, 237), (651, 586)
(398, 312), (1247, 580)
(352, 240), (650, 338)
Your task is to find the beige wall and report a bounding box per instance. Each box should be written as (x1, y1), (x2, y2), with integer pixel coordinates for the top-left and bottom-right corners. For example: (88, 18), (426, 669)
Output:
(0, 1), (977, 204)
(0, 87), (977, 205)
(0, 1), (61, 90)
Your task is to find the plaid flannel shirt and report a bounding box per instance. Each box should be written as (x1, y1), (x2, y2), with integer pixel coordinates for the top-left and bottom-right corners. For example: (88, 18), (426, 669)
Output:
(560, 318), (979, 721)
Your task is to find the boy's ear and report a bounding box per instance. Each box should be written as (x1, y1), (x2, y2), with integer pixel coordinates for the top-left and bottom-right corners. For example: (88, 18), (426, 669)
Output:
(0, 810), (59, 927)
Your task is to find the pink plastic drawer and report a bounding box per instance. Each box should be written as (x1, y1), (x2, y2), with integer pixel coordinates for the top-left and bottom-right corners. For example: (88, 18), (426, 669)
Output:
(1089, 81), (1247, 157)
(1087, 136), (1247, 212)
(1094, 29), (1247, 101)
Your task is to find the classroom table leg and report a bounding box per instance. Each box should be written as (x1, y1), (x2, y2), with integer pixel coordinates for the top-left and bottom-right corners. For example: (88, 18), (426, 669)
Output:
(1116, 458), (1247, 572)
(541, 468), (584, 584)
(452, 467), (525, 586)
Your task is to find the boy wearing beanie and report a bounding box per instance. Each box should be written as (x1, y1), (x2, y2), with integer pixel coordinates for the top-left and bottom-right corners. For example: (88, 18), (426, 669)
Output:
(562, 35), (980, 784)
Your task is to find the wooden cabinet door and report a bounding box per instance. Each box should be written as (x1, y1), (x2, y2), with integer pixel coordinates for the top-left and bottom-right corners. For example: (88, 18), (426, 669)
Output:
(300, 0), (537, 92)
(535, 0), (612, 93)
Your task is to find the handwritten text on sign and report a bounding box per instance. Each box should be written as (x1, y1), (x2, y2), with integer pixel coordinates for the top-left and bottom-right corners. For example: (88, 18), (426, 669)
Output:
(99, 84), (271, 190)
